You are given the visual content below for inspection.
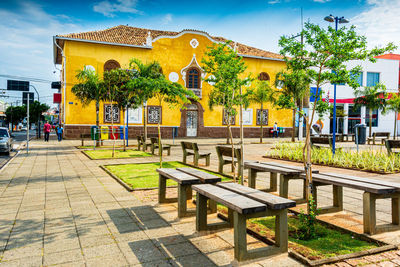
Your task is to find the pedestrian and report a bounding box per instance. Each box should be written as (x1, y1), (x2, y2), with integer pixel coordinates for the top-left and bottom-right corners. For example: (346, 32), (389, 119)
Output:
(43, 121), (51, 142)
(273, 122), (278, 138)
(57, 125), (63, 142)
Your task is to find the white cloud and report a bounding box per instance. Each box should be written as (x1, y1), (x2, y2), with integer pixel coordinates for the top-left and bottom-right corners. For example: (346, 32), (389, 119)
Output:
(313, 0), (331, 3)
(352, 0), (400, 52)
(162, 14), (172, 25)
(268, 0), (281, 4)
(93, 0), (140, 17)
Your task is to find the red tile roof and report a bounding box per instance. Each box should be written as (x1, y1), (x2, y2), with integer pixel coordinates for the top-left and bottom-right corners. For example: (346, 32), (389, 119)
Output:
(56, 25), (283, 61)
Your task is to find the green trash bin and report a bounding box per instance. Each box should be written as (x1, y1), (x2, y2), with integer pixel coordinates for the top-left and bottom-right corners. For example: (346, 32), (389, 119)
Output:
(91, 126), (99, 140)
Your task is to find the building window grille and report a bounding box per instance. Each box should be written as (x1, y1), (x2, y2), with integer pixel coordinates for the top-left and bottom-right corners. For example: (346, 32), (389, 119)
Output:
(147, 106), (162, 124)
(187, 68), (200, 89)
(258, 72), (270, 81)
(222, 109), (236, 125)
(256, 109), (269, 125)
(104, 60), (121, 72)
(367, 72), (380, 87)
(104, 104), (120, 123)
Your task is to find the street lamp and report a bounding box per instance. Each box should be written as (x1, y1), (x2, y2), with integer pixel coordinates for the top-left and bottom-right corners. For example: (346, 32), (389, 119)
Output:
(324, 14), (349, 155)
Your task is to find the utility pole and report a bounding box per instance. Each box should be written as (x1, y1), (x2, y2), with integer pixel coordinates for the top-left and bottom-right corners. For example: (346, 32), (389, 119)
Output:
(26, 94), (29, 154)
(29, 85), (41, 138)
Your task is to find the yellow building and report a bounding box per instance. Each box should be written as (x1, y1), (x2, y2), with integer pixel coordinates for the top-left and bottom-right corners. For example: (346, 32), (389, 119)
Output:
(53, 25), (292, 138)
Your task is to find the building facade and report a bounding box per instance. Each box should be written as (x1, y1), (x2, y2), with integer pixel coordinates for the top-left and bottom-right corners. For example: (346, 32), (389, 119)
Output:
(312, 58), (400, 136)
(53, 25), (293, 139)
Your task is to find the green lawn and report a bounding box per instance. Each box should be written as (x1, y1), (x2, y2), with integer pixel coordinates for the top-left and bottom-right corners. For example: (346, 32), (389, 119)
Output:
(84, 149), (151, 159)
(250, 216), (378, 260)
(78, 145), (137, 149)
(104, 161), (231, 189)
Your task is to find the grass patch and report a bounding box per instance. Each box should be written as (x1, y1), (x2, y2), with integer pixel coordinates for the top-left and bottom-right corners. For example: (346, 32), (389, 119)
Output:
(249, 216), (377, 260)
(268, 142), (400, 173)
(78, 145), (137, 149)
(104, 161), (231, 189)
(84, 149), (151, 159)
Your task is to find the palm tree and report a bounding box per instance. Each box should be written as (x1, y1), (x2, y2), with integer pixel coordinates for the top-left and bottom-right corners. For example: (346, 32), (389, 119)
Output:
(275, 70), (310, 142)
(387, 93), (400, 140)
(129, 59), (164, 139)
(72, 68), (106, 146)
(249, 80), (275, 143)
(354, 83), (388, 138)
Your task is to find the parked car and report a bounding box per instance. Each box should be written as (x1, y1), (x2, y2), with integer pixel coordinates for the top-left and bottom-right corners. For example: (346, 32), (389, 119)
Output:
(0, 127), (13, 155)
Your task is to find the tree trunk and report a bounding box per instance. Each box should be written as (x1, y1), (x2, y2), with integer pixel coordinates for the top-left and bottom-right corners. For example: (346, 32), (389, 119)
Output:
(394, 112), (397, 140)
(123, 108), (126, 152)
(158, 99), (163, 168)
(369, 109), (373, 138)
(291, 103), (296, 142)
(96, 101), (100, 147)
(239, 104), (244, 185)
(110, 96), (115, 158)
(143, 103), (147, 139)
(260, 103), (263, 144)
(226, 125), (230, 144)
(228, 122), (236, 182)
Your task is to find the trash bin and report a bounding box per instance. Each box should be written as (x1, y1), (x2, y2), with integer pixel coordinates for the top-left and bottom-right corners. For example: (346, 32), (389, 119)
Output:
(100, 126), (109, 140)
(90, 126), (99, 140)
(119, 126), (128, 139)
(354, 124), (366, 145)
(109, 126), (119, 140)
(172, 127), (179, 138)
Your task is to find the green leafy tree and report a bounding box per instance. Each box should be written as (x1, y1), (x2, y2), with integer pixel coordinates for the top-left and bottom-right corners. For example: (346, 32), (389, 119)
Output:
(279, 21), (395, 215)
(202, 41), (250, 182)
(249, 80), (275, 143)
(387, 93), (400, 140)
(354, 83), (388, 138)
(72, 68), (107, 146)
(29, 101), (50, 123)
(6, 105), (26, 129)
(129, 59), (165, 139)
(275, 70), (310, 142)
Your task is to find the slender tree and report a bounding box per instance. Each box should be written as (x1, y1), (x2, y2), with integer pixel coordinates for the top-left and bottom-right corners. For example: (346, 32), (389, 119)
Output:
(279, 22), (395, 211)
(387, 93), (400, 140)
(249, 80), (275, 143)
(354, 83), (388, 138)
(202, 41), (250, 182)
(72, 68), (106, 146)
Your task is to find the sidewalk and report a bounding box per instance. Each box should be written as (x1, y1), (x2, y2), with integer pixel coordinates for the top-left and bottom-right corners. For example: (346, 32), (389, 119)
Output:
(0, 139), (301, 266)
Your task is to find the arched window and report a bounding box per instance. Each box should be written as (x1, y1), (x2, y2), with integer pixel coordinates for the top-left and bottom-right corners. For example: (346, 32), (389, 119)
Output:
(104, 60), (120, 72)
(258, 72), (270, 81)
(187, 68), (200, 89)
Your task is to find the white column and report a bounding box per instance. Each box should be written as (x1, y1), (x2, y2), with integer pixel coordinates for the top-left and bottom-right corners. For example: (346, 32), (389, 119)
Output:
(361, 107), (366, 125)
(343, 104), (349, 134)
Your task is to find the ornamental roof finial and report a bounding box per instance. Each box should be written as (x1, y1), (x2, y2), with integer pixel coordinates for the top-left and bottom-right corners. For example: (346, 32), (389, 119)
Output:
(146, 31), (152, 46)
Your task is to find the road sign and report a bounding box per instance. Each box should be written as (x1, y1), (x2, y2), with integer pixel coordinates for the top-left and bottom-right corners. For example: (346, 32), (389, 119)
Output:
(22, 92), (34, 105)
(7, 80), (29, 91)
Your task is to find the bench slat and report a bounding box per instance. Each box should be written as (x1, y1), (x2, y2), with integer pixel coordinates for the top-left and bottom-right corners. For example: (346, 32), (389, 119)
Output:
(192, 184), (266, 214)
(259, 162), (319, 173)
(244, 162), (302, 175)
(217, 182), (296, 210)
(156, 168), (200, 185)
(176, 168), (221, 184)
(323, 172), (400, 192)
(301, 173), (396, 194)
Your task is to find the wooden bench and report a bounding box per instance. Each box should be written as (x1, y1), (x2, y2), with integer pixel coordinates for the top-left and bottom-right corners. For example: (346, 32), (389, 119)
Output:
(150, 137), (171, 156)
(216, 146), (242, 175)
(310, 136), (332, 149)
(367, 132), (390, 145)
(181, 141), (211, 167)
(80, 133), (92, 146)
(300, 172), (399, 235)
(245, 162), (308, 203)
(343, 133), (355, 142)
(385, 140), (400, 155)
(139, 136), (152, 152)
(156, 168), (221, 218)
(193, 183), (295, 262)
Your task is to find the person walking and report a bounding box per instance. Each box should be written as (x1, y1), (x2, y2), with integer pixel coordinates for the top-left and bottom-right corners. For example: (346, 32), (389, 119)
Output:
(56, 125), (64, 142)
(273, 122), (279, 138)
(43, 121), (51, 142)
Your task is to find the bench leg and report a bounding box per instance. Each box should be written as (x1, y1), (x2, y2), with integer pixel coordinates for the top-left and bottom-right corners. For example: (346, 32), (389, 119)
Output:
(279, 175), (289, 199)
(206, 155), (210, 166)
(233, 211), (247, 262)
(194, 155), (199, 167)
(178, 184), (189, 218)
(182, 153), (187, 164)
(167, 147), (171, 156)
(81, 139), (84, 146)
(363, 192), (377, 235)
(270, 172), (278, 192)
(333, 185), (343, 211)
(275, 209), (288, 252)
(158, 175), (167, 204)
(392, 196), (400, 225)
(196, 192), (208, 231)
(248, 169), (257, 189)
(228, 208), (234, 227)
(218, 162), (223, 174)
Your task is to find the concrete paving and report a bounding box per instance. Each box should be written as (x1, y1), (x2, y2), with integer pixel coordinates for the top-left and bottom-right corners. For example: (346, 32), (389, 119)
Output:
(0, 137), (400, 266)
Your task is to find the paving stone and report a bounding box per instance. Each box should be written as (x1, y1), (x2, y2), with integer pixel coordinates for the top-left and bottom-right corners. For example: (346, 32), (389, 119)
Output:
(85, 255), (129, 267)
(82, 243), (122, 259)
(44, 237), (81, 253)
(0, 255), (43, 267)
(2, 244), (43, 261)
(43, 248), (84, 266)
(79, 233), (115, 248)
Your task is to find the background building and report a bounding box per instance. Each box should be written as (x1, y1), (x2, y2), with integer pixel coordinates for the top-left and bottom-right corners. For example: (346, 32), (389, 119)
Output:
(53, 25), (293, 139)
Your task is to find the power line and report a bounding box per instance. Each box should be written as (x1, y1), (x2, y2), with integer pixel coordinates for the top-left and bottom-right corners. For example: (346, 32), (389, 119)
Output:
(0, 74), (54, 84)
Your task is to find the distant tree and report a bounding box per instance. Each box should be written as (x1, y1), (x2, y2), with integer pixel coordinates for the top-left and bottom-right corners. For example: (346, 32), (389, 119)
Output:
(354, 83), (388, 138)
(6, 105), (26, 129)
(72, 68), (106, 146)
(387, 93), (400, 140)
(29, 101), (50, 123)
(279, 21), (395, 214)
(202, 41), (250, 182)
(249, 80), (275, 143)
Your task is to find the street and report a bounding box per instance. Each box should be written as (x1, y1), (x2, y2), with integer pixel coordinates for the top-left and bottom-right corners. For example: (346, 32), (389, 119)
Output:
(0, 130), (36, 169)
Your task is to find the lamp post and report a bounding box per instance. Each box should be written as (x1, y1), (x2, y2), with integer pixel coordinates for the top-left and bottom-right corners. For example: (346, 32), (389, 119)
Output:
(324, 14), (349, 155)
(29, 85), (41, 138)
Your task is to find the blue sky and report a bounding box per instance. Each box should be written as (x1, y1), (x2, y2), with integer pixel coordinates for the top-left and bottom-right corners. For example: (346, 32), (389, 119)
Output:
(0, 0), (399, 106)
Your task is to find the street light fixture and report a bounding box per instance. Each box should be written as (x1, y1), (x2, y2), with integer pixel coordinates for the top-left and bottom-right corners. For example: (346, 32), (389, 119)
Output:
(324, 14), (349, 155)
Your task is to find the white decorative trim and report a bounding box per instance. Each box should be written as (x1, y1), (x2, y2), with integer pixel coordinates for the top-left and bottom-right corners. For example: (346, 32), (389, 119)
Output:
(238, 54), (284, 62)
(190, 38), (199, 48)
(54, 36), (152, 49)
(146, 31), (152, 46)
(152, 30), (224, 45)
(180, 54), (206, 88)
(169, 72), (179, 82)
(207, 75), (216, 86)
(84, 65), (95, 72)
